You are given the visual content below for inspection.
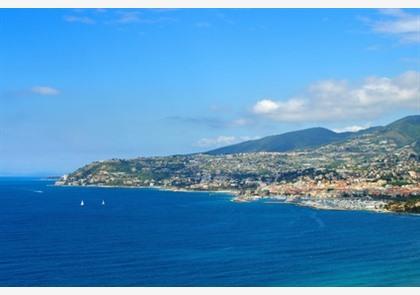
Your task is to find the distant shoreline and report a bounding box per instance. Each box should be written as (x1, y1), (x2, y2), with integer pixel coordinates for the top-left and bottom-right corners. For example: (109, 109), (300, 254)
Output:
(53, 183), (239, 197)
(53, 183), (405, 214)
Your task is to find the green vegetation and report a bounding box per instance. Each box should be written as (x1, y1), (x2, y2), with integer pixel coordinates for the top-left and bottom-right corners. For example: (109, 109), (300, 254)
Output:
(57, 115), (420, 213)
(207, 115), (420, 155)
(207, 127), (352, 155)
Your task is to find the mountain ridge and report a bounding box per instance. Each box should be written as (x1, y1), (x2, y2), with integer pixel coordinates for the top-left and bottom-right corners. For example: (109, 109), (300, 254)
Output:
(206, 115), (420, 155)
(57, 114), (420, 214)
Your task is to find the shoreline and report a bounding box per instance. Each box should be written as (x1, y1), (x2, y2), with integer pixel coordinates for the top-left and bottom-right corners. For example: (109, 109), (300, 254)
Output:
(261, 197), (390, 214)
(232, 194), (392, 213)
(53, 183), (239, 197)
(53, 182), (406, 214)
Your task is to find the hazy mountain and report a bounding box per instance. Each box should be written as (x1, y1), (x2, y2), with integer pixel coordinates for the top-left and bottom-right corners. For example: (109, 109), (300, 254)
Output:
(206, 115), (419, 155)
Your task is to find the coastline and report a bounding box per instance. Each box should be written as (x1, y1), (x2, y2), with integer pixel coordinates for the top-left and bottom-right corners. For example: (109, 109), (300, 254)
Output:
(53, 183), (239, 197)
(259, 196), (390, 214)
(53, 182), (402, 214)
(232, 194), (391, 213)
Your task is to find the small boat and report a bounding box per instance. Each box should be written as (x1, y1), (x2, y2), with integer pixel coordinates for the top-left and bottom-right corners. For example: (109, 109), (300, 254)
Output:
(80, 200), (84, 207)
(101, 200), (105, 206)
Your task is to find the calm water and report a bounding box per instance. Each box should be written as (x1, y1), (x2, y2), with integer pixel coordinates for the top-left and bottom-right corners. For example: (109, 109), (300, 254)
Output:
(0, 177), (419, 286)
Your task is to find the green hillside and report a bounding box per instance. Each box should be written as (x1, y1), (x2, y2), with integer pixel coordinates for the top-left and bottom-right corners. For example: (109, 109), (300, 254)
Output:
(207, 127), (353, 155)
(207, 115), (420, 155)
(380, 115), (420, 147)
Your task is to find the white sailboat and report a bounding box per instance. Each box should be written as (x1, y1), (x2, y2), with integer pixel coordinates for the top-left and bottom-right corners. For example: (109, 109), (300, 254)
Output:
(101, 200), (105, 206)
(80, 200), (84, 207)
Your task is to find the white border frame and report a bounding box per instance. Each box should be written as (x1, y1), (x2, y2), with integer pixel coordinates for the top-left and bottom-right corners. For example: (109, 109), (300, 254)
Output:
(1, 0), (420, 8)
(0, 1), (419, 294)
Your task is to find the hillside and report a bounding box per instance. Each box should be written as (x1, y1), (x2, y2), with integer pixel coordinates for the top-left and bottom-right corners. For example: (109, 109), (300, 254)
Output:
(379, 115), (420, 151)
(207, 127), (362, 155)
(206, 127), (351, 155)
(57, 115), (420, 213)
(207, 115), (420, 155)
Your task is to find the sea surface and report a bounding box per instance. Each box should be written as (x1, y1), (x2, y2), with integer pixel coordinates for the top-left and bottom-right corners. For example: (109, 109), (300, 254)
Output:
(0, 177), (420, 286)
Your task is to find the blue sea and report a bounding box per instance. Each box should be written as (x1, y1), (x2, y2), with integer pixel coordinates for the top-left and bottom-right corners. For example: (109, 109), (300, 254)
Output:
(0, 177), (420, 286)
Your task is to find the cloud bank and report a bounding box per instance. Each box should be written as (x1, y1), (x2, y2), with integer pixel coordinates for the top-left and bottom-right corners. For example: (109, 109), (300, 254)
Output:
(371, 9), (420, 43)
(64, 10), (176, 26)
(252, 71), (419, 123)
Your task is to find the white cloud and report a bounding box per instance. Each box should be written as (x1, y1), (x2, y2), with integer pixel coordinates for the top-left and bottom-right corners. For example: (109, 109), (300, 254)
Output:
(109, 11), (176, 25)
(63, 10), (176, 26)
(194, 135), (259, 148)
(113, 11), (141, 24)
(64, 15), (95, 24)
(332, 123), (371, 133)
(253, 99), (280, 114)
(252, 71), (420, 123)
(371, 9), (420, 43)
(31, 86), (60, 96)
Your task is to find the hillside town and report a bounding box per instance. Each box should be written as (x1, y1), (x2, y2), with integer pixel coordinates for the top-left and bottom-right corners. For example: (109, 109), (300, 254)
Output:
(57, 127), (420, 213)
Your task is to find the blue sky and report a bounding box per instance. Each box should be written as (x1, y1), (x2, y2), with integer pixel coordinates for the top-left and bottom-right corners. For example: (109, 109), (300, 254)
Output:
(0, 8), (419, 175)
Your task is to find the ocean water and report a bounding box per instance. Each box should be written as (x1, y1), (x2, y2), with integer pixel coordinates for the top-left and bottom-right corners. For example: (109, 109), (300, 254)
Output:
(0, 178), (420, 286)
